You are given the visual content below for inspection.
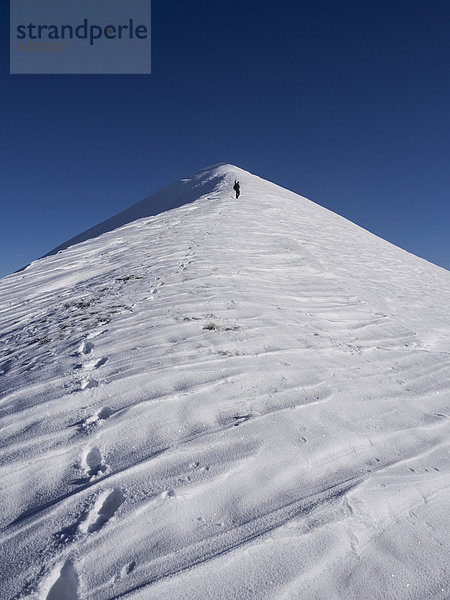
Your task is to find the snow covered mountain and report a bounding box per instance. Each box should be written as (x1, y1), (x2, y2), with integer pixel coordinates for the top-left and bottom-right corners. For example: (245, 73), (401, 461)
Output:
(0, 163), (449, 600)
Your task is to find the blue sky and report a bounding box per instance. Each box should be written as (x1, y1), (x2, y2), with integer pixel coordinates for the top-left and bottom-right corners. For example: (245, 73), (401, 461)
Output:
(1, 0), (449, 277)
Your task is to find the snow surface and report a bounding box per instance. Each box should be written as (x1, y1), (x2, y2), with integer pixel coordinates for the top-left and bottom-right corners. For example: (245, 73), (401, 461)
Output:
(0, 164), (449, 600)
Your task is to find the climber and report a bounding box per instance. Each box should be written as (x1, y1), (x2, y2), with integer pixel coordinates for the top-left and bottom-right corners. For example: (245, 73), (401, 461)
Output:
(233, 180), (241, 199)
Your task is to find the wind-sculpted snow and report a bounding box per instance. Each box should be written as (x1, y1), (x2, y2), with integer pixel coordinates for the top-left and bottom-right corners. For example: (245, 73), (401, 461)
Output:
(0, 164), (449, 599)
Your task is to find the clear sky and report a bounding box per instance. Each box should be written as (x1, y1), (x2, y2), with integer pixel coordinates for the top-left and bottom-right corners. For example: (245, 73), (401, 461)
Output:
(1, 0), (449, 277)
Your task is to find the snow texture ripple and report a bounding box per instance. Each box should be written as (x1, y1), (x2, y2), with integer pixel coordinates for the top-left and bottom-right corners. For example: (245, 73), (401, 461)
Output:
(0, 164), (449, 599)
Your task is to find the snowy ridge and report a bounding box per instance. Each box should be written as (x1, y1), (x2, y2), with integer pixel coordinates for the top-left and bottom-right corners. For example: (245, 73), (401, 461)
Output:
(42, 163), (231, 258)
(0, 164), (449, 599)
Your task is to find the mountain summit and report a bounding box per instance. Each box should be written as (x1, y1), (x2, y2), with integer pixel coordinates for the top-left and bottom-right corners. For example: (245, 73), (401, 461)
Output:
(44, 163), (242, 256)
(1, 165), (449, 600)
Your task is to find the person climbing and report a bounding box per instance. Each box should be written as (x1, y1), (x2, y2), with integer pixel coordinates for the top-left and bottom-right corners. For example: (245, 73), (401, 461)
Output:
(233, 180), (240, 199)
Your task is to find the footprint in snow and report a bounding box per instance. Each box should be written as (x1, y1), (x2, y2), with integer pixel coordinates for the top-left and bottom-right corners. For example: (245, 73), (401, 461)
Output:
(114, 561), (137, 583)
(79, 488), (124, 533)
(121, 561), (136, 576)
(55, 488), (124, 544)
(80, 378), (98, 390)
(85, 357), (108, 370)
(97, 406), (114, 419)
(161, 489), (176, 499)
(78, 341), (94, 355)
(81, 446), (108, 479)
(45, 560), (79, 600)
(71, 406), (114, 433)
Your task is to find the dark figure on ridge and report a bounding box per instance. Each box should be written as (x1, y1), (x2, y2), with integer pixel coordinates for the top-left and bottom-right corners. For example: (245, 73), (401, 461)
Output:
(233, 180), (240, 199)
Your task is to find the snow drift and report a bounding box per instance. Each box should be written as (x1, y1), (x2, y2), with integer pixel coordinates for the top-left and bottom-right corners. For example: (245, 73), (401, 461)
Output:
(0, 164), (449, 600)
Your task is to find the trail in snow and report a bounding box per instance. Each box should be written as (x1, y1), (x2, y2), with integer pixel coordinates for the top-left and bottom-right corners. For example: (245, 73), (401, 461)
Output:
(0, 164), (449, 600)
